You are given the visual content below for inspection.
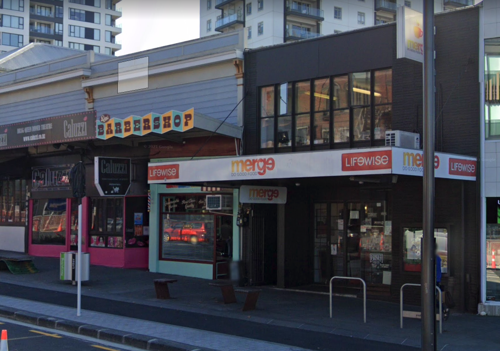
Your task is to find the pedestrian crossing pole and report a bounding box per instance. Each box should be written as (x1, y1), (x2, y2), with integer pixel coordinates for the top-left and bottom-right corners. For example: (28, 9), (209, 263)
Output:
(422, 0), (436, 349)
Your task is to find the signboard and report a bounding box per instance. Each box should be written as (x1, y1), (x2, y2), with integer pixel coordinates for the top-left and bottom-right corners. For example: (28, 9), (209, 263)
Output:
(96, 108), (194, 140)
(94, 157), (131, 196)
(240, 186), (287, 204)
(0, 111), (96, 150)
(397, 6), (424, 63)
(32, 164), (72, 192)
(148, 147), (476, 184)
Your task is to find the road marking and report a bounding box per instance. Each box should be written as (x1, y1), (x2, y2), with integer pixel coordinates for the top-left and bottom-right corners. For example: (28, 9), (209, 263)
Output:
(29, 330), (63, 338)
(91, 345), (120, 351)
(9, 335), (44, 341)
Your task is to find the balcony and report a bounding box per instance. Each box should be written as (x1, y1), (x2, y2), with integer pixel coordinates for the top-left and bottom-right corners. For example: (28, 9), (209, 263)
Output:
(285, 28), (322, 41)
(286, 3), (324, 21)
(215, 0), (239, 9)
(444, 0), (474, 7)
(30, 25), (54, 35)
(30, 8), (54, 17)
(375, 0), (397, 13)
(215, 13), (244, 32)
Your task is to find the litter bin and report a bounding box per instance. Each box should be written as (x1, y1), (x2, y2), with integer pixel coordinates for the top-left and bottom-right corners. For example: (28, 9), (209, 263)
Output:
(60, 252), (89, 282)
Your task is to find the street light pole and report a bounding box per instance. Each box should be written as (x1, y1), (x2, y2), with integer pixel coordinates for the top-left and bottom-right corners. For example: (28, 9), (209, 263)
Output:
(422, 0), (436, 350)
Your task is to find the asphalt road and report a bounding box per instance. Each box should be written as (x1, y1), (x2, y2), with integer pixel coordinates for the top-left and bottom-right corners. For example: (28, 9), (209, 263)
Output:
(0, 317), (139, 351)
(0, 282), (415, 351)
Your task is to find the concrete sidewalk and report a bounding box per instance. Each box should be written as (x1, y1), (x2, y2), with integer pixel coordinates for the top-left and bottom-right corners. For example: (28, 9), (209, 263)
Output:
(0, 256), (499, 350)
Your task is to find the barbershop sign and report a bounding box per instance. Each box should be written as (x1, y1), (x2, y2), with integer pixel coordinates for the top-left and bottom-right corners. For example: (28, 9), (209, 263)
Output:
(32, 164), (72, 192)
(0, 111), (96, 150)
(94, 157), (131, 196)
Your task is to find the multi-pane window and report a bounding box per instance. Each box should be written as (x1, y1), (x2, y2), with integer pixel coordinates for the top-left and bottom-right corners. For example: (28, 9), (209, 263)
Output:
(54, 40), (63, 46)
(89, 198), (124, 249)
(258, 21), (263, 35)
(55, 6), (63, 18)
(1, 33), (23, 47)
(246, 2), (252, 15)
(69, 42), (84, 50)
(105, 30), (112, 42)
(207, 0), (211, 10)
(55, 23), (63, 35)
(93, 45), (100, 53)
(95, 12), (100, 24)
(69, 8), (86, 21)
(334, 6), (342, 20)
(1, 15), (24, 29)
(32, 198), (66, 245)
(258, 0), (264, 10)
(105, 14), (112, 26)
(207, 19), (211, 32)
(2, 0), (24, 11)
(0, 180), (26, 224)
(248, 26), (252, 39)
(259, 69), (392, 149)
(69, 25), (84, 38)
(105, 47), (112, 55)
(358, 12), (365, 24)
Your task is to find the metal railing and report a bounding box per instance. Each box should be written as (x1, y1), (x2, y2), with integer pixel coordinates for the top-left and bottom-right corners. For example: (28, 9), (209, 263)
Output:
(400, 283), (442, 334)
(286, 28), (322, 39)
(30, 8), (54, 17)
(286, 4), (324, 18)
(329, 276), (366, 323)
(215, 13), (243, 29)
(375, 0), (397, 12)
(30, 26), (54, 35)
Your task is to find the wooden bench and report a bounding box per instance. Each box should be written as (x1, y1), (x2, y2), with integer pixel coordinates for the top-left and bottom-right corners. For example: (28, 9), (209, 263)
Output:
(154, 279), (177, 299)
(235, 288), (262, 311)
(209, 280), (237, 304)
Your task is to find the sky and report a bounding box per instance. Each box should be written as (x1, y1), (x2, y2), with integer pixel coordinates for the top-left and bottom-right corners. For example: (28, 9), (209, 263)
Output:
(116, 0), (200, 56)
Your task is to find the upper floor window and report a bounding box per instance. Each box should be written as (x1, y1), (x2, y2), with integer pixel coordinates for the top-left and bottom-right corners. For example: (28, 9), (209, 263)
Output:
(485, 51), (500, 139)
(246, 2), (252, 15)
(69, 24), (85, 38)
(55, 6), (63, 18)
(69, 0), (85, 4)
(70, 8), (86, 21)
(258, 0), (264, 11)
(248, 26), (252, 39)
(2, 0), (24, 12)
(334, 7), (342, 20)
(105, 30), (114, 43)
(258, 21), (263, 35)
(105, 47), (112, 55)
(358, 12), (365, 25)
(55, 22), (63, 35)
(207, 0), (211, 10)
(405, 0), (411, 7)
(69, 41), (84, 50)
(259, 69), (392, 150)
(1, 32), (23, 47)
(207, 19), (211, 32)
(1, 15), (24, 29)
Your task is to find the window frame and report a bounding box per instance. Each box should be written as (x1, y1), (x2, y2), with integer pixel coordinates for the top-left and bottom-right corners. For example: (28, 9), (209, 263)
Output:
(334, 6), (342, 20)
(258, 21), (264, 35)
(357, 11), (365, 25)
(258, 0), (264, 11)
(246, 2), (252, 15)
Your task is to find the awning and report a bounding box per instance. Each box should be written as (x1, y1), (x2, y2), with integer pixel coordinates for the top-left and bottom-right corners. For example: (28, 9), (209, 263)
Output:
(148, 147), (477, 184)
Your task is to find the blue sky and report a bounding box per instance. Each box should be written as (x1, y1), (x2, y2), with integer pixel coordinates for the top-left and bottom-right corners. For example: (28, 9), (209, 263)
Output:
(116, 0), (200, 56)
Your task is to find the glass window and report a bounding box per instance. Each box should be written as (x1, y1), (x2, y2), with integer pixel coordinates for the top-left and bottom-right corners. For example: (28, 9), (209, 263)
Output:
(260, 86), (274, 117)
(258, 21), (263, 35)
(314, 112), (330, 145)
(260, 86), (274, 148)
(351, 72), (371, 106)
(405, 0), (411, 7)
(277, 116), (292, 147)
(69, 42), (84, 50)
(56, 6), (63, 18)
(247, 2), (252, 15)
(124, 196), (149, 248)
(2, 0), (24, 12)
(358, 12), (365, 25)
(248, 26), (252, 39)
(353, 107), (371, 141)
(403, 228), (448, 273)
(295, 114), (310, 146)
(485, 53), (500, 139)
(278, 83), (292, 116)
(105, 30), (112, 42)
(2, 15), (24, 29)
(105, 47), (112, 55)
(334, 109), (349, 143)
(94, 0), (101, 8)
(207, 0), (211, 10)
(258, 0), (264, 10)
(295, 81), (311, 114)
(95, 12), (100, 24)
(486, 198), (500, 300)
(334, 6), (342, 20)
(314, 78), (330, 112)
(55, 23), (63, 35)
(374, 105), (392, 140)
(89, 198), (124, 248)
(207, 19), (211, 32)
(105, 14), (112, 26)
(374, 69), (392, 104)
(94, 28), (100, 40)
(333, 75), (349, 109)
(93, 45), (100, 53)
(261, 117), (274, 148)
(1, 33), (23, 47)
(32, 199), (67, 245)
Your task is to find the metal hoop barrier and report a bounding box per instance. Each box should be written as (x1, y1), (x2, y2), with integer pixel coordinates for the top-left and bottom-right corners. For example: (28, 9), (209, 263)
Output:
(400, 283), (442, 334)
(329, 276), (366, 323)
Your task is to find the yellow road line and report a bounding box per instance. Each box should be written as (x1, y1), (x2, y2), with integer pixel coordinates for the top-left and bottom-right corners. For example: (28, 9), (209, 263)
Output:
(0, 322), (4, 324)
(9, 335), (44, 341)
(29, 330), (62, 338)
(91, 345), (120, 351)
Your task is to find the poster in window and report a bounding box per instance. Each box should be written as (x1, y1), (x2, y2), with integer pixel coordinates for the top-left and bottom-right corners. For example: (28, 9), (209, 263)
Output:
(134, 213), (143, 225)
(125, 197), (149, 248)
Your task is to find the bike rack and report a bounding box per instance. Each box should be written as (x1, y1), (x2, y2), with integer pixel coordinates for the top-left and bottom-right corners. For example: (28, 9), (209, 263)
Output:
(329, 276), (366, 323)
(400, 283), (442, 334)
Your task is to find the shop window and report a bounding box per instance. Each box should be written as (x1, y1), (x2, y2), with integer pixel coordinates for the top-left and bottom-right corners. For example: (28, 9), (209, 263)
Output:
(295, 81), (311, 146)
(0, 180), (26, 224)
(124, 196), (149, 248)
(69, 200), (84, 249)
(89, 198), (124, 248)
(486, 198), (500, 300)
(403, 228), (448, 273)
(32, 199), (66, 245)
(313, 78), (330, 145)
(278, 83), (292, 147)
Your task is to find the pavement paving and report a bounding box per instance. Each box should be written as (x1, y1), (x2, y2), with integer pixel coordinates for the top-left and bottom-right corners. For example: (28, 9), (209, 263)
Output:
(0, 254), (499, 350)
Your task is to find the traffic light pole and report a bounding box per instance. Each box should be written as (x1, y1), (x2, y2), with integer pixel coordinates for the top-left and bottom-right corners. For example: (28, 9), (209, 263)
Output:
(422, 0), (436, 350)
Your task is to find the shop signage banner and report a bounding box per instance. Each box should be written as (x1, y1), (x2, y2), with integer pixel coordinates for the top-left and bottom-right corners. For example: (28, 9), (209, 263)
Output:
(94, 157), (131, 196)
(396, 6), (424, 63)
(0, 111), (96, 150)
(148, 147), (477, 184)
(240, 185), (287, 204)
(32, 164), (73, 192)
(96, 108), (194, 140)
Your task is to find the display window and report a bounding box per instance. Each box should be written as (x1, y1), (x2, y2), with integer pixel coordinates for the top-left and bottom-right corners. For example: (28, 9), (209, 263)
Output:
(125, 196), (149, 248)
(485, 198), (500, 300)
(32, 198), (67, 245)
(89, 198), (123, 249)
(159, 194), (233, 263)
(70, 199), (85, 249)
(403, 228), (448, 273)
(0, 179), (26, 224)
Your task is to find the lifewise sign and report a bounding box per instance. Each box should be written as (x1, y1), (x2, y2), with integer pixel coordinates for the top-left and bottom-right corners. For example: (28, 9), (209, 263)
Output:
(341, 150), (392, 172)
(0, 111), (96, 150)
(94, 157), (131, 196)
(240, 185), (287, 204)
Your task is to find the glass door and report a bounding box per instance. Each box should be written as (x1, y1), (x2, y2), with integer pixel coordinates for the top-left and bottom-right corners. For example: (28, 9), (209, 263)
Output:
(347, 203), (362, 278)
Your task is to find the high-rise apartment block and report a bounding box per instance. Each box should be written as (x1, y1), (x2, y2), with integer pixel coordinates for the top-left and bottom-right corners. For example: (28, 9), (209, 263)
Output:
(0, 0), (122, 55)
(201, 0), (476, 48)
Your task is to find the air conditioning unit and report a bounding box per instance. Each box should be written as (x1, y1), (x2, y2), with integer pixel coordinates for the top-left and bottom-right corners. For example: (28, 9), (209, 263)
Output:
(385, 131), (420, 150)
(206, 195), (233, 210)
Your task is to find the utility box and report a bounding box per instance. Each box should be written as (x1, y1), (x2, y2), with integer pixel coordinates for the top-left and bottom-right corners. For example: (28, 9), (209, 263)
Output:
(60, 252), (90, 282)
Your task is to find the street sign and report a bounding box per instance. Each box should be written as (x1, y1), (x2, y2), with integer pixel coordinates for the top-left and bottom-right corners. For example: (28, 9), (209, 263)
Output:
(94, 157), (131, 196)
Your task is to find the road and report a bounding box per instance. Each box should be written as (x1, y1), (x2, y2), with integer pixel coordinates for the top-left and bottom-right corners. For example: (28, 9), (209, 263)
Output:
(0, 282), (416, 351)
(0, 317), (140, 351)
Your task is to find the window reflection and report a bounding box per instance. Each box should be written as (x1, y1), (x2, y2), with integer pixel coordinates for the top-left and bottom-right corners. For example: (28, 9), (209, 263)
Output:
(334, 109), (349, 143)
(278, 116), (292, 147)
(314, 78), (330, 112)
(295, 81), (311, 113)
(351, 72), (371, 106)
(32, 199), (66, 245)
(314, 112), (330, 144)
(260, 86), (275, 117)
(374, 105), (392, 140)
(333, 76), (349, 109)
(353, 107), (371, 141)
(295, 114), (310, 146)
(261, 117), (274, 148)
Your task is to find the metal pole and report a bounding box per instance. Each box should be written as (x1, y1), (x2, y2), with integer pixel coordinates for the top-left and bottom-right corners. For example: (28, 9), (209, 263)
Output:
(422, 0), (436, 350)
(77, 199), (82, 316)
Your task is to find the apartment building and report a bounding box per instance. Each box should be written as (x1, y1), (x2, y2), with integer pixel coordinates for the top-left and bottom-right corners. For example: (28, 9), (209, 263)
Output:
(201, 0), (475, 48)
(0, 0), (121, 55)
